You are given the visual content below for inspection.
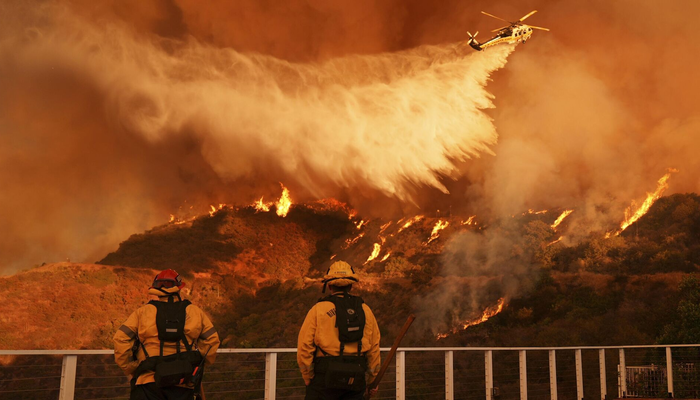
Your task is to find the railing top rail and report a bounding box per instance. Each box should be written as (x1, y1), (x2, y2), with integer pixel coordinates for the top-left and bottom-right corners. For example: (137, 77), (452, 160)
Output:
(1, 344), (699, 356)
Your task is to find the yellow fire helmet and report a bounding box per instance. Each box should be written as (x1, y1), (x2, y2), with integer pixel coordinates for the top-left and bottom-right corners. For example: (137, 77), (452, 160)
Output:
(322, 260), (359, 292)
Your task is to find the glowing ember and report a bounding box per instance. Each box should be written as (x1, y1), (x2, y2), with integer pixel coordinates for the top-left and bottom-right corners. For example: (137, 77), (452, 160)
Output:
(427, 220), (449, 244)
(364, 243), (381, 264)
(461, 215), (476, 225)
(398, 215), (424, 233)
(355, 220), (367, 230)
(253, 197), (272, 213)
(275, 184), (292, 217)
(527, 209), (548, 215)
(168, 213), (190, 225)
(547, 236), (564, 246)
(437, 298), (506, 340)
(380, 252), (391, 262)
(343, 232), (365, 249)
(616, 168), (678, 235)
(330, 254), (336, 260)
(551, 210), (573, 230)
(379, 221), (393, 234)
(348, 210), (358, 220)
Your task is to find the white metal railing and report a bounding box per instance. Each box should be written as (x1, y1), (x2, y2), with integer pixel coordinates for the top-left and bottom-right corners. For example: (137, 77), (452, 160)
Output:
(2, 344), (700, 399)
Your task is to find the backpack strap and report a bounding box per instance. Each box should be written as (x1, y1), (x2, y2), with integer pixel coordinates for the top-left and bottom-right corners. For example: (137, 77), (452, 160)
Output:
(148, 298), (192, 358)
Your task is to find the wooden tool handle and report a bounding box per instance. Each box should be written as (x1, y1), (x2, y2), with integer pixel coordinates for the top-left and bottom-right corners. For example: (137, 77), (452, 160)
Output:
(365, 314), (416, 399)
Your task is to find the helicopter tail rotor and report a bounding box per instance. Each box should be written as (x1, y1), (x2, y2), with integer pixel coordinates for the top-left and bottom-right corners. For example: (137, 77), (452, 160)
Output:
(467, 31), (479, 43)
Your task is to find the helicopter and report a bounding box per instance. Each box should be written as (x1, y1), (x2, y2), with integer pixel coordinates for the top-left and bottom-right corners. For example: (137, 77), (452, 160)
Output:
(467, 10), (549, 51)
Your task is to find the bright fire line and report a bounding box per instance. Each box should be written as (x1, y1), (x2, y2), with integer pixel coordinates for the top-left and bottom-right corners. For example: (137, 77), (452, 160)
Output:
(551, 210), (573, 230)
(427, 220), (449, 244)
(364, 243), (381, 264)
(398, 215), (424, 233)
(437, 298), (506, 340)
(616, 168), (678, 235)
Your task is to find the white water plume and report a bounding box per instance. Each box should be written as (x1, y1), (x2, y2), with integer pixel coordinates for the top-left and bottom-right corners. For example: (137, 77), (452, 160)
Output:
(7, 5), (514, 201)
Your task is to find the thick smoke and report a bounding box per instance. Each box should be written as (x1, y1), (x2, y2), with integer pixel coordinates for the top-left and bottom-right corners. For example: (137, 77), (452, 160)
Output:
(1, 0), (699, 286)
(0, 1), (512, 272)
(410, 0), (700, 333)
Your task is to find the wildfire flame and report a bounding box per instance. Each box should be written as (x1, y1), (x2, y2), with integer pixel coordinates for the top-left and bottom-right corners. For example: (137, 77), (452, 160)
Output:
(168, 213), (192, 225)
(461, 215), (476, 225)
(427, 220), (449, 244)
(527, 209), (548, 215)
(615, 168), (679, 235)
(208, 203), (226, 217)
(551, 210), (573, 230)
(275, 184), (293, 217)
(355, 220), (367, 230)
(380, 252), (391, 262)
(436, 298), (506, 340)
(364, 243), (381, 264)
(398, 215), (424, 233)
(253, 197), (272, 213)
(547, 236), (564, 247)
(343, 232), (365, 249)
(379, 221), (392, 234)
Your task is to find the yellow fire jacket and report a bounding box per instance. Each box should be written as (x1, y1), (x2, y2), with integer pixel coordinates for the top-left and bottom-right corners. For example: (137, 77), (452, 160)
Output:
(113, 296), (220, 386)
(297, 296), (381, 386)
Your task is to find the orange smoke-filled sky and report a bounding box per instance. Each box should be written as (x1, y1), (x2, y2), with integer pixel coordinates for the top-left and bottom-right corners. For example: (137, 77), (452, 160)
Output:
(0, 0), (699, 273)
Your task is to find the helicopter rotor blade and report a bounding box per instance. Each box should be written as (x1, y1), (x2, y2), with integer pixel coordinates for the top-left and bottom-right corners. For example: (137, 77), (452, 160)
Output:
(491, 25), (510, 33)
(528, 25), (550, 31)
(481, 11), (511, 23)
(519, 10), (538, 22)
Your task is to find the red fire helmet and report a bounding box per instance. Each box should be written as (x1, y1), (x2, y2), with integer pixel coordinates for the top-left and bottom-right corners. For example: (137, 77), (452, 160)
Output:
(151, 269), (185, 289)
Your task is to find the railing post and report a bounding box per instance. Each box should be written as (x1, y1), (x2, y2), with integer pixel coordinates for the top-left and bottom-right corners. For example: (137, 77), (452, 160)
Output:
(549, 350), (558, 400)
(485, 350), (494, 400)
(519, 350), (528, 400)
(59, 354), (77, 400)
(265, 352), (277, 400)
(445, 351), (454, 400)
(396, 350), (406, 400)
(575, 349), (584, 400)
(618, 349), (627, 398)
(666, 347), (674, 398)
(599, 349), (607, 400)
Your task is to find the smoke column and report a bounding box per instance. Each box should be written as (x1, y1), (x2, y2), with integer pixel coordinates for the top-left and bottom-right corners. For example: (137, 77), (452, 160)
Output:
(0, 2), (513, 272)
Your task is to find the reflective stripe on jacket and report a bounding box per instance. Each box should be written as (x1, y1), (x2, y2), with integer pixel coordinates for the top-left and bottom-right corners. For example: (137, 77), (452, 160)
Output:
(297, 299), (381, 386)
(113, 297), (220, 386)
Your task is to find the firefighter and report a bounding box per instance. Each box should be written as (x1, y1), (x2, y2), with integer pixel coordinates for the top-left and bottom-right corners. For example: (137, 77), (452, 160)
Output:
(114, 269), (220, 400)
(298, 261), (381, 400)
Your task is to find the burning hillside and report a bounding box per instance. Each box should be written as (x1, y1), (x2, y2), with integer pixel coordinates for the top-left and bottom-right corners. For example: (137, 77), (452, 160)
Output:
(1, 192), (700, 350)
(2, 0), (700, 357)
